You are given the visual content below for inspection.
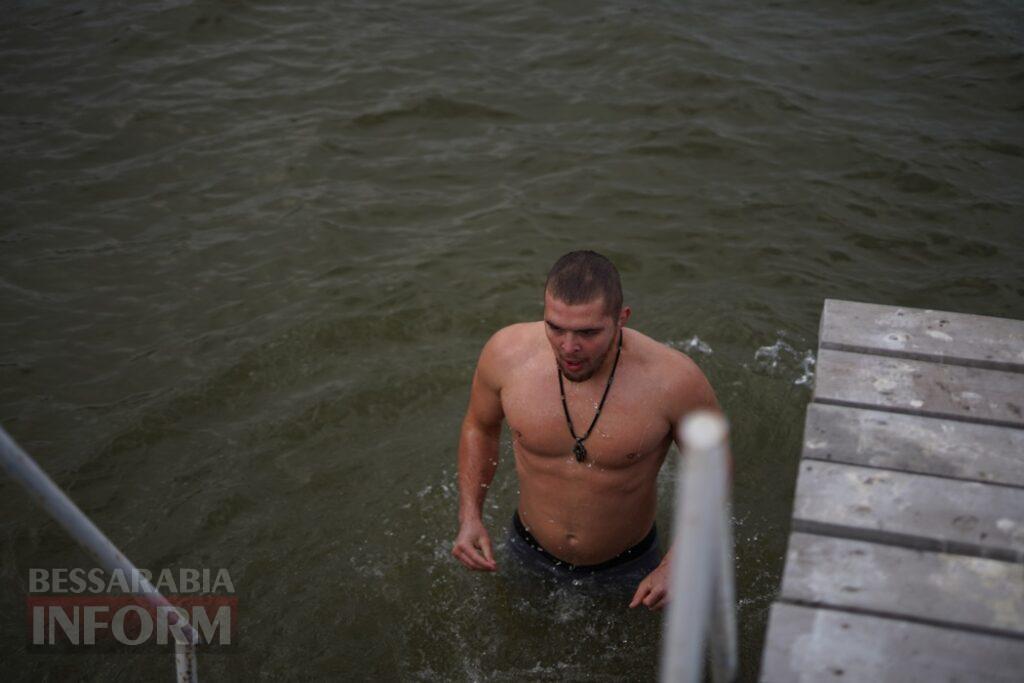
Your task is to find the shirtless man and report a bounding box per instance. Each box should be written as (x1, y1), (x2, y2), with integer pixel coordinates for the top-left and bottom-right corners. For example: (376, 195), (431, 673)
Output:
(452, 250), (720, 610)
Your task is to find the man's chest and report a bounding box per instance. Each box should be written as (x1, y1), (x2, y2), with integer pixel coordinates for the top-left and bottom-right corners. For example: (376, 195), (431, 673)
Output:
(501, 371), (672, 466)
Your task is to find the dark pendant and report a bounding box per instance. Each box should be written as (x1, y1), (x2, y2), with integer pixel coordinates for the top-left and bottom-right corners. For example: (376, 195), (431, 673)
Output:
(573, 440), (587, 462)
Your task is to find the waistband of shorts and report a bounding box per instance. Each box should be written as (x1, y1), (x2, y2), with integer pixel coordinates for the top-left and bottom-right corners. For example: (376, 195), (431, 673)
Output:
(512, 510), (657, 574)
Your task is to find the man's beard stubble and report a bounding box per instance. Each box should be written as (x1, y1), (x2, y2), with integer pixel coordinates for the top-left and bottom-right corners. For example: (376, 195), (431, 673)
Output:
(559, 335), (616, 383)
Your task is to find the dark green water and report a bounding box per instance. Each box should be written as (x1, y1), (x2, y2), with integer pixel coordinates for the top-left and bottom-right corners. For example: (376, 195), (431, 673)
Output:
(1, 0), (1022, 680)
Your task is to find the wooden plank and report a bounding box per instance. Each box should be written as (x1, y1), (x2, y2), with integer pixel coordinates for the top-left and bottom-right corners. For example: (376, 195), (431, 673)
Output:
(779, 533), (1024, 639)
(791, 460), (1024, 563)
(820, 299), (1024, 373)
(813, 349), (1024, 428)
(803, 403), (1024, 487)
(760, 602), (1024, 683)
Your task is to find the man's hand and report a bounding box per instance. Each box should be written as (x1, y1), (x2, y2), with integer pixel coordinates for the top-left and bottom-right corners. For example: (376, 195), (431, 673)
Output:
(629, 562), (670, 610)
(452, 518), (497, 572)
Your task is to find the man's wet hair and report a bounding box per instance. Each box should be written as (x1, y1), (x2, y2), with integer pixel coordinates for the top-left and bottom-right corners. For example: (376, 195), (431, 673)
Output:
(545, 250), (623, 317)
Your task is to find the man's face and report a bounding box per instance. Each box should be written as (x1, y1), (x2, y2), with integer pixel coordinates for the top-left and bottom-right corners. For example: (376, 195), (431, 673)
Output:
(543, 290), (629, 382)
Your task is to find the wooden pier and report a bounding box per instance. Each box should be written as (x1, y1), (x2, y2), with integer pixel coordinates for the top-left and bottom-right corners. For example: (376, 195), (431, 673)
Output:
(759, 300), (1024, 682)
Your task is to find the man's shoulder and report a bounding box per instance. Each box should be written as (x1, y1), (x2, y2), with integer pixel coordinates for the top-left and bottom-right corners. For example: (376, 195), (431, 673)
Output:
(475, 322), (545, 383)
(628, 329), (697, 368)
(633, 330), (718, 417)
(628, 329), (712, 394)
(484, 321), (543, 357)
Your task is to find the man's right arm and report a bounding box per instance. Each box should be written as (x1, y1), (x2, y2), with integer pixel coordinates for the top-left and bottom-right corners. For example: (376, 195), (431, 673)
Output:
(452, 333), (507, 572)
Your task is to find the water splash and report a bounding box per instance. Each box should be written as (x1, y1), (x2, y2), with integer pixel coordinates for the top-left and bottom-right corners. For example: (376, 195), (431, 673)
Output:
(752, 336), (816, 388)
(794, 351), (816, 387)
(666, 335), (713, 355)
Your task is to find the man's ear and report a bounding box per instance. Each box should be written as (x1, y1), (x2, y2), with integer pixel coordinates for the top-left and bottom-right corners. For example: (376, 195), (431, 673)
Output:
(619, 306), (632, 327)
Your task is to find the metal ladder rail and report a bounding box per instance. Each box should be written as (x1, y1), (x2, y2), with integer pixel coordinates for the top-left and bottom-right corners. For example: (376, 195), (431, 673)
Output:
(660, 411), (738, 683)
(0, 426), (199, 682)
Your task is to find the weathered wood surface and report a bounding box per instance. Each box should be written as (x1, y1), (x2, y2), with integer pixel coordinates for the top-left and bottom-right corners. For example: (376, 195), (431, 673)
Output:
(760, 602), (1024, 683)
(803, 403), (1024, 487)
(814, 349), (1024, 428)
(761, 301), (1024, 682)
(819, 299), (1024, 373)
(791, 460), (1024, 563)
(779, 533), (1024, 639)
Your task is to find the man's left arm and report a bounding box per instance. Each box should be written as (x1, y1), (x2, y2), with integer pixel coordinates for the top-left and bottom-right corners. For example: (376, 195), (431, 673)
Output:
(629, 356), (722, 611)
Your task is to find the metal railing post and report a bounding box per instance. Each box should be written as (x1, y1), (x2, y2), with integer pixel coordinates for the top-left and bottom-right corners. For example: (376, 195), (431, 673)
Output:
(659, 411), (737, 683)
(710, 495), (738, 682)
(0, 426), (198, 681)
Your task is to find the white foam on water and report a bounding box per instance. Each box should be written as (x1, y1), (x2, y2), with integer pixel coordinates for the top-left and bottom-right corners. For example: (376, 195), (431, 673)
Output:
(666, 335), (713, 355)
(753, 336), (816, 388)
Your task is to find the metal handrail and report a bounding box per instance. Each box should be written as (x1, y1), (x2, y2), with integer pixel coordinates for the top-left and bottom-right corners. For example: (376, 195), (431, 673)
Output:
(660, 411), (738, 683)
(0, 426), (199, 682)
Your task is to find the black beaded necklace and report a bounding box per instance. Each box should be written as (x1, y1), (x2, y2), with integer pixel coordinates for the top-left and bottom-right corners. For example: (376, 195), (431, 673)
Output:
(557, 330), (623, 462)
